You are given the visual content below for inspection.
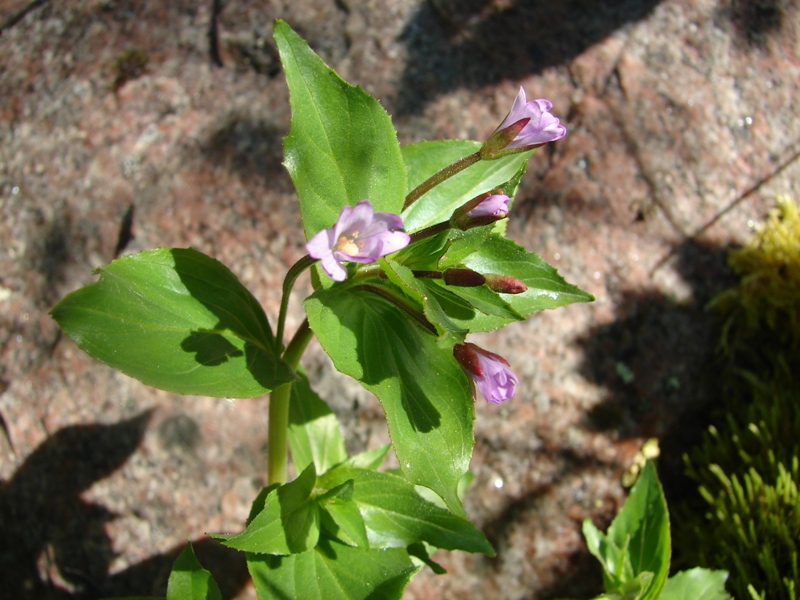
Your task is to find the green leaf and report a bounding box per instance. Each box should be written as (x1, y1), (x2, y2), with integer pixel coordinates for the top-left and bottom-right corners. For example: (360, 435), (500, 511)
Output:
(661, 568), (732, 600)
(51, 248), (296, 398)
(304, 287), (474, 516)
(319, 467), (493, 555)
(583, 518), (631, 588)
(274, 20), (406, 242)
(288, 369), (347, 474)
(319, 481), (370, 549)
(216, 463), (320, 554)
(591, 572), (655, 600)
(401, 140), (533, 231)
(380, 259), (468, 348)
(583, 461), (670, 600)
(246, 484), (280, 526)
(345, 444), (391, 471)
(248, 537), (417, 600)
(407, 542), (447, 574)
(166, 542), (222, 600)
(446, 235), (594, 332)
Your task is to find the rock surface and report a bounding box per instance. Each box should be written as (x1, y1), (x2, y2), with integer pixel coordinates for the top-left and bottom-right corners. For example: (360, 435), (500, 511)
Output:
(1, 0), (799, 598)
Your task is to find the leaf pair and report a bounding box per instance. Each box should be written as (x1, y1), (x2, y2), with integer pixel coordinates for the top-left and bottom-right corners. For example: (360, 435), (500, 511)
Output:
(581, 461), (732, 600)
(211, 371), (491, 600)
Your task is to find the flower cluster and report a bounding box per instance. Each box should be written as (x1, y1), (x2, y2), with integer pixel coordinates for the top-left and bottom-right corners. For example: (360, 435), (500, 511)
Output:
(304, 88), (566, 403)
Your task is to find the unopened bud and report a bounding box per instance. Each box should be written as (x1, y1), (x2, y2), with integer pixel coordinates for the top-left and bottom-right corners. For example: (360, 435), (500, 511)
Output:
(443, 268), (486, 287)
(480, 118), (530, 159)
(484, 274), (527, 294)
(450, 192), (510, 231)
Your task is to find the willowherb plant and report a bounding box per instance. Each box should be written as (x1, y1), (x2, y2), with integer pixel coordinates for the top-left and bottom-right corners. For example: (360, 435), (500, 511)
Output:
(52, 21), (593, 599)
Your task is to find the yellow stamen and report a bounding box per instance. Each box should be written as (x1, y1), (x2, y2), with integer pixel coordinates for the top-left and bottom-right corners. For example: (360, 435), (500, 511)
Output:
(336, 231), (360, 256)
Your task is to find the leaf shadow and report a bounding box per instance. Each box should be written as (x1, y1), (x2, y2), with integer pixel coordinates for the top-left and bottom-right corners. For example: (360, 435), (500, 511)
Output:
(0, 412), (251, 600)
(169, 248), (294, 393)
(357, 291), (445, 434)
(0, 413), (148, 599)
(393, 0), (663, 116)
(575, 238), (740, 512)
(201, 114), (293, 193)
(180, 330), (245, 367)
(316, 288), (444, 434)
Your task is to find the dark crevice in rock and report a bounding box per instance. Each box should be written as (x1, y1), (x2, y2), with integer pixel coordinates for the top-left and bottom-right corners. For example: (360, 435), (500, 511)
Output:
(0, 0), (49, 36)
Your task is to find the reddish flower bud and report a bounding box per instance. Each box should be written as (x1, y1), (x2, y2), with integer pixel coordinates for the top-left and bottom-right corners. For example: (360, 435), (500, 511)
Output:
(483, 274), (527, 294)
(443, 268), (486, 287)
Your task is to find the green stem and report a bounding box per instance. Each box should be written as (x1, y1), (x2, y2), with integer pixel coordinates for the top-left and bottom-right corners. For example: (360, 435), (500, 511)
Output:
(275, 254), (317, 353)
(268, 319), (313, 485)
(402, 152), (481, 211)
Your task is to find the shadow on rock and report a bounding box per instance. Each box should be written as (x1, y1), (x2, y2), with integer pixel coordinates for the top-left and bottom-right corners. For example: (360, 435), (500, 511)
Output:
(577, 239), (735, 439)
(577, 238), (739, 507)
(203, 114), (293, 193)
(394, 0), (663, 115)
(0, 412), (250, 599)
(716, 0), (798, 48)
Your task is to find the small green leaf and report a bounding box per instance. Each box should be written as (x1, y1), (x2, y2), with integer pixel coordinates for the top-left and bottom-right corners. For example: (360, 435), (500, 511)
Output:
(447, 235), (594, 332)
(345, 444), (391, 471)
(51, 248), (297, 398)
(491, 159), (529, 237)
(216, 463), (320, 554)
(607, 462), (670, 599)
(319, 467), (494, 555)
(246, 484), (280, 526)
(288, 370), (347, 474)
(381, 259), (468, 348)
(437, 227), (494, 269)
(166, 543), (222, 600)
(583, 519), (632, 589)
(305, 287), (474, 516)
(583, 461), (670, 599)
(319, 481), (370, 549)
(661, 568), (732, 600)
(274, 20), (406, 241)
(401, 140), (533, 231)
(407, 542), (447, 574)
(248, 537), (417, 600)
(591, 572), (655, 600)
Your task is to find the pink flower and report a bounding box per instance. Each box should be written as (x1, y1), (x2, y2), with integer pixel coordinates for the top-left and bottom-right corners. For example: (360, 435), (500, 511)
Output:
(466, 193), (510, 218)
(453, 342), (518, 404)
(306, 200), (410, 282)
(498, 87), (566, 149)
(482, 88), (566, 159)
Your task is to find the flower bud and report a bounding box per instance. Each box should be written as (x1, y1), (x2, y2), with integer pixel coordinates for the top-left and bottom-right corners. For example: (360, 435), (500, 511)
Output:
(453, 342), (518, 404)
(483, 273), (527, 294)
(443, 268), (486, 287)
(450, 192), (510, 230)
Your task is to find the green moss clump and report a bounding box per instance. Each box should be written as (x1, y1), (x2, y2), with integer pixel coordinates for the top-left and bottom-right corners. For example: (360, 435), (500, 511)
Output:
(112, 48), (149, 92)
(679, 197), (800, 599)
(684, 371), (799, 599)
(708, 196), (800, 368)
